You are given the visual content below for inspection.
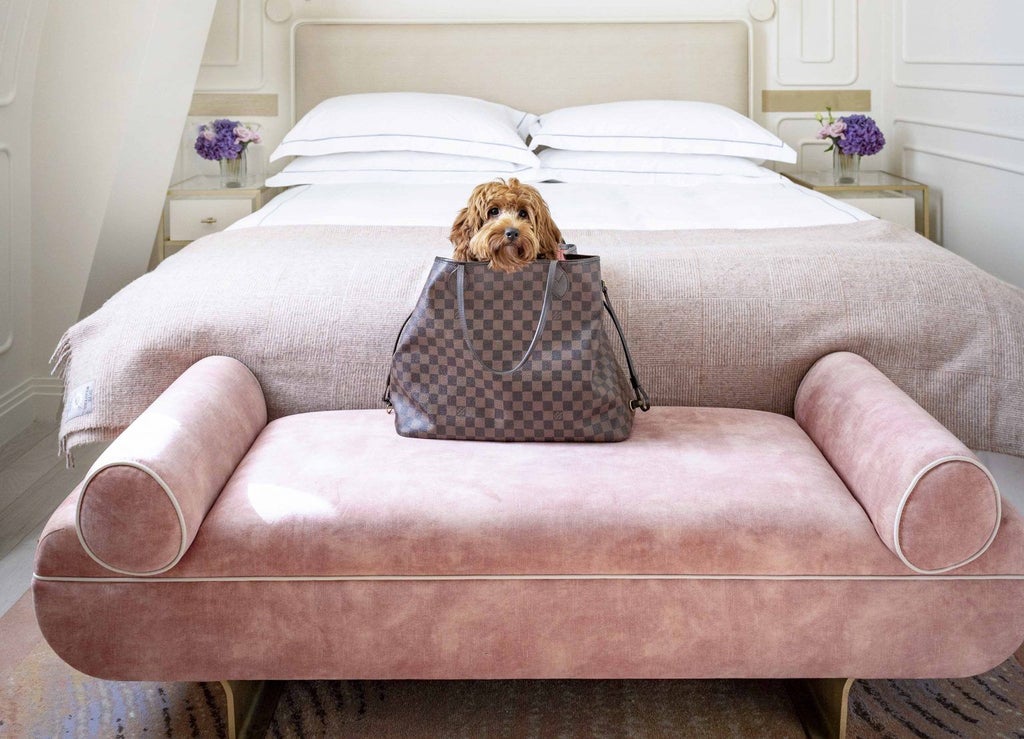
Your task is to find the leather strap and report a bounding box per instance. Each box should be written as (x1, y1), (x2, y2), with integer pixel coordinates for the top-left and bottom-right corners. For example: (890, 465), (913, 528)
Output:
(602, 281), (651, 412)
(457, 260), (560, 375)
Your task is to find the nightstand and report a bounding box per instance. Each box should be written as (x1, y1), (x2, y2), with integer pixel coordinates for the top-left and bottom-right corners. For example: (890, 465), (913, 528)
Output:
(159, 176), (283, 260)
(783, 170), (930, 239)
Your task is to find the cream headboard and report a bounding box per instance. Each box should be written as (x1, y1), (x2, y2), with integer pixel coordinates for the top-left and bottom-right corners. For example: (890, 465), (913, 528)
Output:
(292, 20), (751, 122)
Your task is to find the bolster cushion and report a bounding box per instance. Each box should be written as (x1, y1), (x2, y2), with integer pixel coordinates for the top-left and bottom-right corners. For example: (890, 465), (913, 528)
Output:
(76, 356), (267, 575)
(794, 352), (1000, 574)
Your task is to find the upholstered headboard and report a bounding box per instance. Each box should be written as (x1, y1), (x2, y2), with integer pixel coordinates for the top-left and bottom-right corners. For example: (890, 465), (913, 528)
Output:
(291, 20), (751, 122)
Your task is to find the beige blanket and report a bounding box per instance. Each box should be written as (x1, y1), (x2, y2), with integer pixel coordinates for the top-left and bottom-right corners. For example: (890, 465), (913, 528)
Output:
(54, 221), (1024, 461)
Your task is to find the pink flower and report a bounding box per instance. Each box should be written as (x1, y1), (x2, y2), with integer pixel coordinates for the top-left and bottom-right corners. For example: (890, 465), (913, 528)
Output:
(201, 128), (215, 141)
(816, 121), (846, 140)
(234, 125), (261, 144)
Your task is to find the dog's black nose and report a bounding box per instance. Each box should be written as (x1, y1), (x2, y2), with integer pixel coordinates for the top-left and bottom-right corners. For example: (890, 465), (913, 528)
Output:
(505, 227), (519, 241)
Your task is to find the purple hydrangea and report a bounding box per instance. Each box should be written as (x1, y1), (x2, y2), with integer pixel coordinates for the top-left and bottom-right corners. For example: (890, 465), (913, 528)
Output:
(837, 114), (885, 157)
(194, 118), (245, 161)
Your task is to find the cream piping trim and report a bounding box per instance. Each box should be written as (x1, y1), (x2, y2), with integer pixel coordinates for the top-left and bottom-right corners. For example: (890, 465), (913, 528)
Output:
(893, 455), (1002, 575)
(75, 461), (188, 577)
(32, 573), (1024, 584)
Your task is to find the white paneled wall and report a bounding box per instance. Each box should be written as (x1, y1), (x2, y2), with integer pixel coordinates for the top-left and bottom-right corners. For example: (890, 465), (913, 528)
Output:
(0, 1), (215, 445)
(0, 146), (10, 357)
(776, 0), (858, 85)
(0, 0), (49, 448)
(767, 0), (893, 175)
(890, 0), (1024, 287)
(201, 0), (264, 90)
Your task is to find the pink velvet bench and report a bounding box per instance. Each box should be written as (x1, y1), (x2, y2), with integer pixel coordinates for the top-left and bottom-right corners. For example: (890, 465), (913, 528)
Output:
(33, 352), (1024, 738)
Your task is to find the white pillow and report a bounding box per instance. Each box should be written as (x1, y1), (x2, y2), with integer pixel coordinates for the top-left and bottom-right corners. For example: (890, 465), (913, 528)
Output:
(536, 150), (782, 186)
(271, 92), (539, 167)
(266, 151), (540, 186)
(528, 100), (797, 164)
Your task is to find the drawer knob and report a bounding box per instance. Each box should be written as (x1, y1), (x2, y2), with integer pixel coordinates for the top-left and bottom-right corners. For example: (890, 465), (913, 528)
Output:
(200, 217), (218, 224)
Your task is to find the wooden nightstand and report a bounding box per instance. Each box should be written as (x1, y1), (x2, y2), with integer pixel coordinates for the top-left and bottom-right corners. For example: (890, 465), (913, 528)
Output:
(782, 170), (931, 239)
(159, 176), (283, 261)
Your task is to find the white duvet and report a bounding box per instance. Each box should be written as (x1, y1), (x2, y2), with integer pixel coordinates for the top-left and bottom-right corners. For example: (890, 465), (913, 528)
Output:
(230, 176), (873, 232)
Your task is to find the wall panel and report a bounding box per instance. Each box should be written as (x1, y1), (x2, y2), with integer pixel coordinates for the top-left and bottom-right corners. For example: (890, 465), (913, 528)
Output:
(894, 0), (1024, 95)
(202, 0), (241, 66)
(0, 0), (43, 446)
(776, 0), (857, 85)
(892, 0), (1024, 287)
(903, 148), (1022, 287)
(0, 0), (31, 104)
(195, 0), (264, 91)
(0, 147), (10, 354)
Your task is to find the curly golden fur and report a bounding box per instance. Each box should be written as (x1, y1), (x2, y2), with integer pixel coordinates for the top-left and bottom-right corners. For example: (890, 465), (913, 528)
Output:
(449, 178), (564, 273)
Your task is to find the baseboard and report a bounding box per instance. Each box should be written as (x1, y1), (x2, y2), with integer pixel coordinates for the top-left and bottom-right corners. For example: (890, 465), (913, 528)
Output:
(0, 377), (63, 448)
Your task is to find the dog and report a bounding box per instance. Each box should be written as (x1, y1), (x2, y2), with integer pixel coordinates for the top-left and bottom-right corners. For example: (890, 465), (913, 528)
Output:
(449, 178), (564, 273)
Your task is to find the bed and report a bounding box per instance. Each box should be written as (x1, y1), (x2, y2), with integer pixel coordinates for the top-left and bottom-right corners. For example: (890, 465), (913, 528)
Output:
(53, 19), (1024, 476)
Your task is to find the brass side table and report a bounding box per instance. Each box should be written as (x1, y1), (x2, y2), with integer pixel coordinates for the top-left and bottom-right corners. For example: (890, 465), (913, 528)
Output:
(783, 170), (931, 240)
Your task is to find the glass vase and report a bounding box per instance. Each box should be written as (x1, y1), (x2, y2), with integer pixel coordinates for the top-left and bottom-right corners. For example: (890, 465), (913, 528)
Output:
(219, 151), (246, 188)
(833, 150), (860, 184)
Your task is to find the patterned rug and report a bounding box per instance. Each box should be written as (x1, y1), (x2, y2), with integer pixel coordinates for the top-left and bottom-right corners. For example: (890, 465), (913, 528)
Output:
(3, 592), (1022, 738)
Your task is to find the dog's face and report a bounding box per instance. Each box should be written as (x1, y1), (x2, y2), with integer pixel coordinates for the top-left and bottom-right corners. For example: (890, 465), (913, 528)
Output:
(449, 178), (563, 273)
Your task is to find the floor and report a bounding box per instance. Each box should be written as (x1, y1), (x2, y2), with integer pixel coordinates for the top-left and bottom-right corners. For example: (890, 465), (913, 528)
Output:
(0, 421), (106, 617)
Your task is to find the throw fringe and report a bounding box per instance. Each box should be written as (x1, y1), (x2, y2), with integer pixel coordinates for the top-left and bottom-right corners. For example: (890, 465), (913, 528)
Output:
(50, 330), (73, 466)
(49, 330), (73, 381)
(58, 435), (73, 469)
(57, 428), (119, 470)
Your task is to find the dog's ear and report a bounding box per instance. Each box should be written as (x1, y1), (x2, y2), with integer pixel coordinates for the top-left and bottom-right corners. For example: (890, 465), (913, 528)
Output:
(533, 194), (564, 258)
(449, 206), (476, 261)
(451, 182), (494, 260)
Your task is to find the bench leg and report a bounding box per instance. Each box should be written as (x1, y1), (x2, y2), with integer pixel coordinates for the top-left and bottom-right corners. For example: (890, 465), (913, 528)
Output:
(786, 677), (855, 739)
(219, 680), (283, 739)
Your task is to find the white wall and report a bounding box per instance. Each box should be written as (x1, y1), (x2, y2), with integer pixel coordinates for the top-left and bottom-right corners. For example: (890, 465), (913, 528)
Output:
(0, 0), (215, 445)
(0, 0), (48, 447)
(32, 1), (215, 348)
(767, 0), (895, 175)
(887, 0), (1024, 288)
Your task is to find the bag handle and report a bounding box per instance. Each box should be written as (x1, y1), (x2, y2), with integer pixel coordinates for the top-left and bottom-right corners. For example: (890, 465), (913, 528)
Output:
(602, 281), (651, 412)
(457, 260), (560, 375)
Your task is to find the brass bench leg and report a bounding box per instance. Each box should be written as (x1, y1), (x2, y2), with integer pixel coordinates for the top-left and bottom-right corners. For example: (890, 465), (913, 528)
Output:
(786, 677), (855, 739)
(219, 680), (283, 739)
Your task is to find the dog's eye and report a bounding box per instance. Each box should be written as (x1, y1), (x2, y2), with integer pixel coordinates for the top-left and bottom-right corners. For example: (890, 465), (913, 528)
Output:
(518, 209), (529, 219)
(487, 207), (499, 218)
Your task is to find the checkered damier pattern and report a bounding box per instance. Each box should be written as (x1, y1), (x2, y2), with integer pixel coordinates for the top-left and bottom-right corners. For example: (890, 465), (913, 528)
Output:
(389, 257), (635, 442)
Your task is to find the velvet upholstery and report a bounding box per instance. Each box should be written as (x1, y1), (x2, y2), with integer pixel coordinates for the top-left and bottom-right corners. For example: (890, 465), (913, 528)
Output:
(795, 352), (1001, 573)
(32, 578), (1024, 682)
(34, 353), (1024, 683)
(75, 356), (266, 575)
(42, 408), (1023, 580)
